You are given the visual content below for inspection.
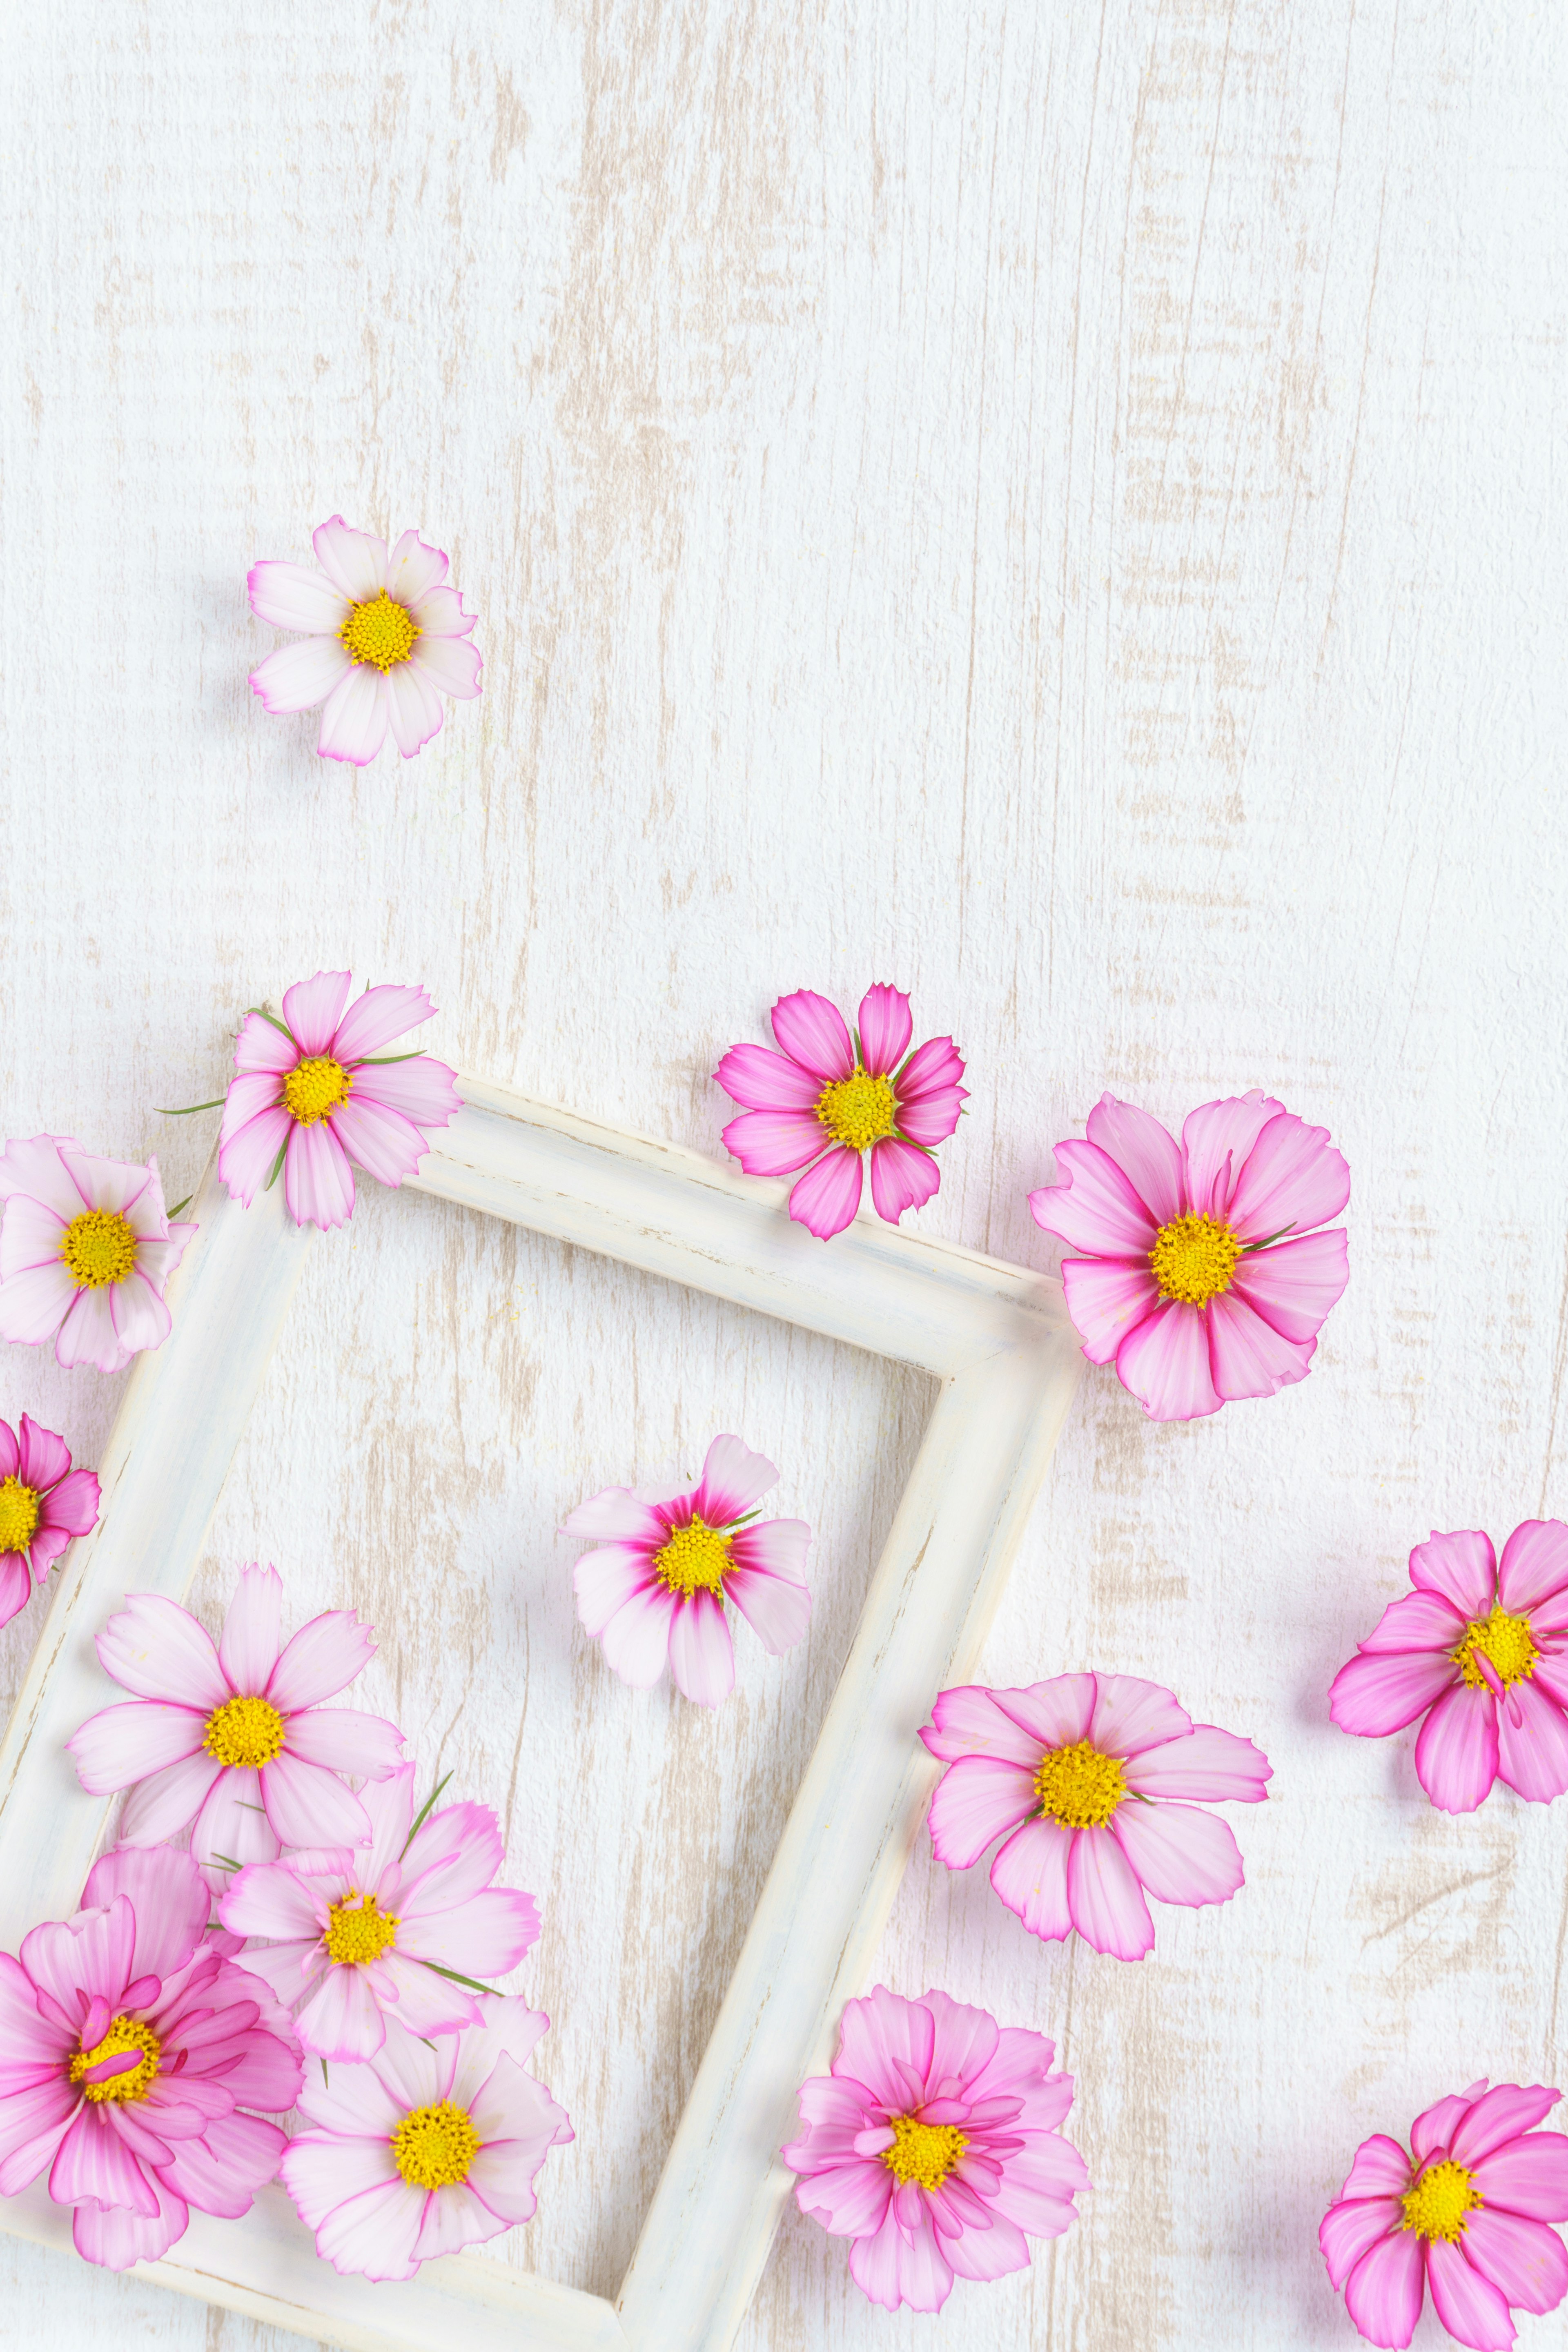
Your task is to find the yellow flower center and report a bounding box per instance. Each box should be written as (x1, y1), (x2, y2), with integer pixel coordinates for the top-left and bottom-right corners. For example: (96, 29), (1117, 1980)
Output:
(70, 2015), (160, 2105)
(392, 2098), (480, 2190)
(1454, 1604), (1538, 1691)
(58, 1209), (138, 1290)
(816, 1067), (898, 1153)
(1035, 1740), (1128, 1829)
(655, 1517), (733, 1598)
(1150, 1212), (1241, 1307)
(340, 590), (419, 672)
(0, 1477), (41, 1555)
(324, 1893), (399, 1966)
(883, 2114), (968, 2192)
(282, 1056), (352, 1126)
(202, 1694), (287, 1769)
(1401, 2158), (1482, 2242)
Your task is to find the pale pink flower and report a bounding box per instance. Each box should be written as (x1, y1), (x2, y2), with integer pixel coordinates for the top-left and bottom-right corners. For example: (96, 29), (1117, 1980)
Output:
(921, 1673), (1271, 1962)
(280, 1998), (572, 2281)
(563, 1433), (812, 1708)
(0, 1414), (99, 1630)
(215, 968), (460, 1232)
(1329, 1523), (1568, 1816)
(67, 1563), (405, 1890)
(0, 1137), (196, 1376)
(1028, 1090), (1350, 1421)
(0, 1844), (302, 2270)
(715, 985), (967, 1241)
(248, 515), (481, 766)
(782, 1984), (1087, 2314)
(220, 1763), (540, 2063)
(1320, 2081), (1568, 2349)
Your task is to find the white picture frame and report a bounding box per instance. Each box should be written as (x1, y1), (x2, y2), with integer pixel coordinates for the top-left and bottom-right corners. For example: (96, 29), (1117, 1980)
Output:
(0, 1076), (1083, 2352)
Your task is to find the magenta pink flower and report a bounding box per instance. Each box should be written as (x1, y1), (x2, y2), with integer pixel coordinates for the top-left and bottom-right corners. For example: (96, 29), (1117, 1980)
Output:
(714, 985), (967, 1241)
(248, 515), (482, 766)
(1027, 1090), (1350, 1421)
(563, 1433), (812, 1707)
(921, 1673), (1271, 1962)
(280, 1998), (572, 2280)
(781, 1984), (1087, 2313)
(220, 1763), (540, 2063)
(67, 1563), (406, 1888)
(1321, 2081), (1568, 2349)
(0, 1414), (99, 1630)
(215, 968), (461, 1232)
(1329, 1523), (1568, 1816)
(0, 1844), (302, 2270)
(0, 1137), (196, 1376)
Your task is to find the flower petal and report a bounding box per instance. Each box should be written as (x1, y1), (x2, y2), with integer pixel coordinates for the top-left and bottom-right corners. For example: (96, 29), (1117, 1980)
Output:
(1320, 2196), (1403, 2291)
(1110, 1800), (1243, 1907)
(221, 1860), (326, 1943)
(1084, 1095), (1185, 1225)
(96, 1592), (228, 1709)
(192, 1766), (282, 1884)
(726, 1517), (809, 1581)
(1058, 1254), (1161, 1365)
(295, 1961), (387, 2062)
(13, 1415), (66, 1491)
(599, 1583), (678, 1687)
(326, 984), (436, 1066)
(261, 1749), (372, 1848)
(249, 636), (352, 715)
(1340, 2136), (1417, 2201)
(312, 515), (388, 601)
(893, 1082), (966, 1147)
(1411, 1529), (1497, 1617)
(667, 1591), (735, 1706)
(927, 1758), (1040, 1869)
(386, 529), (449, 606)
(1499, 1519), (1568, 1614)
(218, 1562), (282, 1695)
(719, 1108), (827, 1178)
(1205, 1289), (1315, 1401)
(1066, 1824), (1154, 1959)
(1495, 1678), (1568, 1803)
(1414, 1682), (1500, 1813)
(268, 1607), (377, 1711)
(1343, 2227), (1425, 2348)
(116, 1748), (223, 1843)
(847, 2206), (955, 2313)
(408, 632), (482, 698)
(1227, 1110), (1351, 1241)
(218, 1105), (292, 1207)
(1226, 1226), (1349, 1347)
(835, 1987), (935, 2115)
(404, 584), (474, 640)
(898, 1036), (964, 1096)
(1089, 1675), (1192, 1760)
(1330, 1649), (1459, 1736)
(1180, 1092), (1285, 1221)
(713, 1042), (823, 1112)
(787, 1146), (863, 1239)
(329, 1096), (431, 1187)
(1115, 1298), (1222, 1421)
(1359, 1590), (1469, 1655)
(1122, 1724), (1272, 1801)
(314, 2174), (428, 2281)
(1451, 2086), (1562, 2167)
(989, 1817), (1075, 1940)
(990, 1674), (1097, 1753)
(693, 1433), (778, 1525)
(1424, 2234), (1516, 2349)
(920, 1685), (1047, 1768)
(349, 1056), (459, 1129)
(53, 1285), (131, 1374)
(318, 664), (391, 766)
(1462, 2203), (1568, 2316)
(80, 1846), (208, 1984)
(869, 1137), (940, 1223)
(769, 990), (855, 1081)
(395, 1886), (539, 1976)
(285, 1121), (356, 1231)
(723, 1564), (811, 1654)
(791, 2155), (895, 2238)
(1028, 1138), (1160, 1257)
(248, 558), (350, 633)
(0, 1134), (91, 1214)
(38, 1463), (99, 1539)
(67, 1701), (205, 1792)
(1470, 2130), (1568, 2220)
(857, 986), (913, 1078)
(0, 1259), (76, 1346)
(49, 2107), (159, 2217)
(574, 1542), (657, 1636)
(386, 659), (446, 758)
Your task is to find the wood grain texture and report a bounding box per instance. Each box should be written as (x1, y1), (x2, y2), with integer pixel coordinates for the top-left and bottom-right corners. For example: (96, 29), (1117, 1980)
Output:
(2, 2), (1566, 2347)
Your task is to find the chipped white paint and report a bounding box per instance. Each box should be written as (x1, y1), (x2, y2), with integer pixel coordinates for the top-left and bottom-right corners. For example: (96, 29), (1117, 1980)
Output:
(2, 2), (1566, 2347)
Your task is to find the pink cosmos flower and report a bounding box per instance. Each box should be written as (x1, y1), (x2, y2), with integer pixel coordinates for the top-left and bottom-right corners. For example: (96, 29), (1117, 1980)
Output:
(920, 1673), (1271, 1962)
(781, 1984), (1088, 2314)
(67, 1563), (406, 1889)
(248, 515), (482, 766)
(563, 1432), (812, 1707)
(220, 1762), (541, 2063)
(715, 985), (967, 1241)
(0, 1843), (302, 2270)
(0, 1137), (196, 1376)
(215, 968), (461, 1232)
(1027, 1090), (1350, 1421)
(280, 1998), (573, 2280)
(1320, 2080), (1568, 2349)
(0, 1414), (100, 1630)
(1328, 1523), (1568, 1815)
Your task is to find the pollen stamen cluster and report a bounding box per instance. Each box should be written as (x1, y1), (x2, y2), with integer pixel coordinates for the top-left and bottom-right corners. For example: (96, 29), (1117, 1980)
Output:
(0, 1476), (40, 1555)
(203, 1694), (287, 1770)
(1401, 2159), (1482, 2243)
(58, 1209), (138, 1291)
(1150, 1212), (1241, 1307)
(655, 1517), (732, 1598)
(392, 2099), (480, 2189)
(883, 2113), (968, 2192)
(71, 2015), (161, 2105)
(324, 1893), (399, 1966)
(816, 1067), (898, 1153)
(282, 1056), (352, 1126)
(1035, 1740), (1128, 1829)
(340, 590), (419, 672)
(1453, 1603), (1538, 1691)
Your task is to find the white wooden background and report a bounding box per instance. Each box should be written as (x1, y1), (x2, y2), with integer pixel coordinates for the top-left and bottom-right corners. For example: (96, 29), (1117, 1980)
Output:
(2, 4), (1565, 2347)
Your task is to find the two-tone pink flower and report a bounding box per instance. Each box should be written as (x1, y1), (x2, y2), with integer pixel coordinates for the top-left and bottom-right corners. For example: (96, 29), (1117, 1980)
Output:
(280, 2000), (572, 2281)
(0, 1844), (301, 2270)
(921, 1674), (1271, 1961)
(1029, 1091), (1349, 1420)
(0, 1137), (196, 1376)
(248, 515), (482, 766)
(564, 1434), (811, 1707)
(715, 986), (966, 1241)
(214, 968), (461, 1231)
(1321, 2081), (1568, 2348)
(1330, 1522), (1568, 1814)
(220, 1762), (540, 2062)
(0, 1415), (99, 1630)
(782, 1985), (1088, 2313)
(67, 1563), (405, 1888)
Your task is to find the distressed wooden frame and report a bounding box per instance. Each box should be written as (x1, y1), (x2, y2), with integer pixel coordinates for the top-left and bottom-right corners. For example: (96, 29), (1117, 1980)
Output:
(0, 1077), (1082, 2352)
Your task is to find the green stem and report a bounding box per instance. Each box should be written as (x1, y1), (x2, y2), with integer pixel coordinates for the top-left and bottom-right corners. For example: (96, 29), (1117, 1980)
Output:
(156, 1099), (227, 1116)
(401, 1771), (454, 1857)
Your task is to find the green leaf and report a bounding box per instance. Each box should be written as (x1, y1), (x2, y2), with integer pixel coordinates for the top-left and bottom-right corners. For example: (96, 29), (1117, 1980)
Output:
(321, 2058), (330, 2087)
(263, 1138), (288, 1194)
(246, 1005), (298, 1045)
(421, 1960), (497, 1997)
(353, 1051), (425, 1066)
(156, 1099), (227, 1116)
(237, 1802), (267, 1814)
(166, 1196), (193, 1221)
(401, 1770), (454, 1858)
(209, 1852), (244, 1871)
(1240, 1224), (1296, 1254)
